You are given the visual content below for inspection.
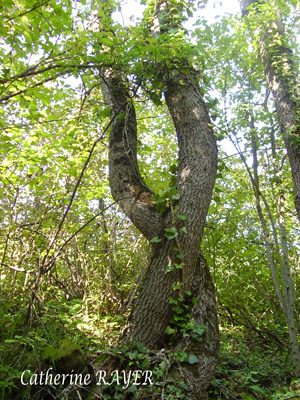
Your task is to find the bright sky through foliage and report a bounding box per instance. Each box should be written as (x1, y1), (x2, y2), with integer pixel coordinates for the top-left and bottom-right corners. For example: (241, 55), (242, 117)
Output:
(113, 0), (241, 156)
(116, 0), (241, 25)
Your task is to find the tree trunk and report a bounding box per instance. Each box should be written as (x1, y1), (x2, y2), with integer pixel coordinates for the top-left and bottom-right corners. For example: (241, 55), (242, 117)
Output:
(240, 0), (300, 376)
(239, 0), (300, 222)
(99, 67), (219, 397)
(97, 1), (219, 396)
(98, 11), (219, 398)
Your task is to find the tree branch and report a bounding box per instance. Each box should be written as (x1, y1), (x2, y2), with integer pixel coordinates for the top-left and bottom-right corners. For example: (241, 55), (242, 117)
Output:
(100, 70), (166, 241)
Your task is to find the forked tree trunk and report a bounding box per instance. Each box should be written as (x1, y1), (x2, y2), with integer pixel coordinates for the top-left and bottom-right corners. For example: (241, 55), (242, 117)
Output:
(99, 66), (219, 398)
(97, 1), (219, 397)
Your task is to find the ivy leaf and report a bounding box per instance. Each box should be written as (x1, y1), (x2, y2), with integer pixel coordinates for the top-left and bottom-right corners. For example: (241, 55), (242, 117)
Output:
(150, 236), (162, 243)
(172, 305), (184, 314)
(173, 314), (185, 321)
(174, 262), (184, 269)
(171, 193), (180, 201)
(192, 297), (198, 305)
(193, 325), (206, 336)
(165, 326), (176, 335)
(165, 264), (173, 273)
(176, 351), (188, 362)
(187, 354), (199, 365)
(164, 227), (177, 239)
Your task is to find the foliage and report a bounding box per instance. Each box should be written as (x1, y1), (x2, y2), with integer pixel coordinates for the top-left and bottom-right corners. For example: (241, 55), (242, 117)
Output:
(0, 0), (300, 398)
(209, 325), (300, 399)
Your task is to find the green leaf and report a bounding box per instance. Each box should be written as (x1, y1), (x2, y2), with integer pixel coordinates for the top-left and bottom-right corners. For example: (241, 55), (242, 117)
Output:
(101, 108), (111, 117)
(193, 325), (206, 336)
(152, 80), (163, 89)
(187, 354), (199, 364)
(164, 227), (177, 239)
(172, 305), (184, 314)
(174, 262), (183, 269)
(169, 164), (177, 174)
(150, 236), (162, 243)
(187, 9), (193, 18)
(165, 264), (173, 273)
(173, 314), (185, 321)
(171, 193), (180, 201)
(177, 252), (184, 259)
(176, 351), (188, 362)
(158, 206), (167, 214)
(165, 326), (176, 335)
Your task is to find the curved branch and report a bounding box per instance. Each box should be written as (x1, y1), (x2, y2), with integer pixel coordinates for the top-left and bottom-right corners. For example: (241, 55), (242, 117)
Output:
(100, 70), (165, 241)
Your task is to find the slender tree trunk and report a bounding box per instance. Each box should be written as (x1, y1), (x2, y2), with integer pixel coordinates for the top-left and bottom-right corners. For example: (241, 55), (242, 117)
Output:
(239, 0), (300, 376)
(249, 113), (300, 376)
(239, 0), (300, 222)
(226, 106), (300, 376)
(278, 192), (300, 376)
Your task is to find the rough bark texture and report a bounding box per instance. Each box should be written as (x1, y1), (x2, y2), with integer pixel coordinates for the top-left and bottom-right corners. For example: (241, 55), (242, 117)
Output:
(98, 1), (219, 396)
(118, 71), (218, 348)
(100, 67), (219, 397)
(100, 70), (165, 242)
(239, 0), (300, 222)
(169, 253), (219, 400)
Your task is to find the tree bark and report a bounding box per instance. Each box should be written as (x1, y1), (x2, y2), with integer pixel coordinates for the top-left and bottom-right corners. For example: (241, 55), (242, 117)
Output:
(239, 0), (300, 222)
(100, 70), (165, 242)
(98, 1), (219, 396)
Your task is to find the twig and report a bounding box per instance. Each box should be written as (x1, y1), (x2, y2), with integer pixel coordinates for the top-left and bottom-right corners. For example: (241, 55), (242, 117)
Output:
(0, 262), (36, 274)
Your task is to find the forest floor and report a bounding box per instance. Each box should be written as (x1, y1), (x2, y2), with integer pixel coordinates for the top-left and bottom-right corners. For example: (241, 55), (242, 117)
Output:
(1, 297), (299, 399)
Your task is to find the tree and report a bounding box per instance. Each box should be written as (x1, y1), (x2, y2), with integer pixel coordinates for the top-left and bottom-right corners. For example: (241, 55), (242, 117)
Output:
(239, 0), (300, 222)
(0, 0), (219, 397)
(98, 0), (219, 396)
(239, 0), (300, 376)
(2, 0), (300, 398)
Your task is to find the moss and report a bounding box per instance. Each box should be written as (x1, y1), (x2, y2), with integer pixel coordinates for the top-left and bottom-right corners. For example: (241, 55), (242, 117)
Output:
(41, 338), (86, 373)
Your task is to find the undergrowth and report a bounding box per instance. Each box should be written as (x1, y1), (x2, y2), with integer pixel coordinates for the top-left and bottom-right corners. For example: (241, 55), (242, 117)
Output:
(0, 297), (299, 400)
(208, 325), (300, 399)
